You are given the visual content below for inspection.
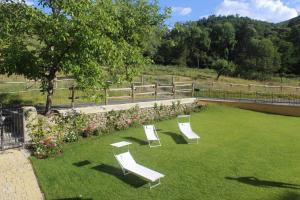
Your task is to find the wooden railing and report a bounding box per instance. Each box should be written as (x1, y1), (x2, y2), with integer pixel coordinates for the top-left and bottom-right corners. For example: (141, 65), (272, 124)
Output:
(69, 82), (195, 108)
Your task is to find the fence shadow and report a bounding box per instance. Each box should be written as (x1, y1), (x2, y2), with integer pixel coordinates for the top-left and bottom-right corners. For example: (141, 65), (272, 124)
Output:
(161, 131), (187, 144)
(225, 176), (300, 190)
(122, 136), (148, 145)
(91, 164), (147, 188)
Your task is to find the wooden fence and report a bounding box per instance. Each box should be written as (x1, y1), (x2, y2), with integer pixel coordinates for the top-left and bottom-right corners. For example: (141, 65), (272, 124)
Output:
(202, 81), (300, 94)
(69, 82), (195, 108)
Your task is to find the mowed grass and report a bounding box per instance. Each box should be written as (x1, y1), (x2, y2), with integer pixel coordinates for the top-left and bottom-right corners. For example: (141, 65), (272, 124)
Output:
(31, 105), (300, 200)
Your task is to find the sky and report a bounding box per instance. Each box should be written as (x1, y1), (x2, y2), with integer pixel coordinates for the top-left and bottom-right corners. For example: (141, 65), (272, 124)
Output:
(159, 0), (300, 26)
(24, 0), (300, 25)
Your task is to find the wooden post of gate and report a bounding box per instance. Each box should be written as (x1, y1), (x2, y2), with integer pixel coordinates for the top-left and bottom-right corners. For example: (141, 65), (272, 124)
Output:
(192, 82), (195, 97)
(70, 86), (75, 109)
(0, 104), (3, 150)
(172, 82), (176, 99)
(131, 83), (135, 103)
(0, 113), (4, 150)
(104, 88), (108, 105)
(172, 76), (175, 84)
(248, 84), (251, 92)
(155, 82), (158, 100)
(1, 125), (3, 150)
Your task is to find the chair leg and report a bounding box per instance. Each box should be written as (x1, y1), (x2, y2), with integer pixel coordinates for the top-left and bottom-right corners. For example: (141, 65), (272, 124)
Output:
(149, 179), (161, 189)
(149, 140), (161, 148)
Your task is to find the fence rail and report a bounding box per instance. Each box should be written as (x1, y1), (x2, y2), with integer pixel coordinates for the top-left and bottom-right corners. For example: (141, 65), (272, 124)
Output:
(196, 88), (300, 105)
(69, 82), (195, 108)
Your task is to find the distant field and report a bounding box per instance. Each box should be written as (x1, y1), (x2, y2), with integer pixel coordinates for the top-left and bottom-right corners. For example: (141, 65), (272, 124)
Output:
(142, 65), (300, 86)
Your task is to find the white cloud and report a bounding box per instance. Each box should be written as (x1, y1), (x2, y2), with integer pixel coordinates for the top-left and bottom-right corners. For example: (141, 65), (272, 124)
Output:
(215, 0), (298, 23)
(286, 0), (300, 12)
(172, 7), (192, 16)
(25, 0), (34, 5)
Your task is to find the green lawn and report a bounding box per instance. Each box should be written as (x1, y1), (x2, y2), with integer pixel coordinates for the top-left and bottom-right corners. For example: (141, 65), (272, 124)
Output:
(31, 105), (300, 200)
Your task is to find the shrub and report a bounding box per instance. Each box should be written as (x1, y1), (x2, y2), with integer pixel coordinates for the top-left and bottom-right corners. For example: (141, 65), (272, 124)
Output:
(82, 123), (98, 137)
(27, 116), (64, 158)
(64, 131), (79, 143)
(27, 100), (205, 159)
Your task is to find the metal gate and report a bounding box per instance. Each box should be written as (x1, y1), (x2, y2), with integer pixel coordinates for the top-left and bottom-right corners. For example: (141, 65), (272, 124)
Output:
(0, 107), (24, 150)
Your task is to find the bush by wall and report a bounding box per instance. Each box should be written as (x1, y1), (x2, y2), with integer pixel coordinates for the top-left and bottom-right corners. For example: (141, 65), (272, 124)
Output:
(26, 100), (205, 158)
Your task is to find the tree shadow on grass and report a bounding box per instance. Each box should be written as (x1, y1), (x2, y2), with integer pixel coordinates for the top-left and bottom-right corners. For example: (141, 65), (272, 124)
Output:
(122, 136), (148, 145)
(161, 131), (187, 144)
(91, 164), (147, 188)
(278, 192), (300, 200)
(53, 197), (93, 200)
(225, 176), (300, 190)
(73, 160), (92, 167)
(0, 93), (33, 107)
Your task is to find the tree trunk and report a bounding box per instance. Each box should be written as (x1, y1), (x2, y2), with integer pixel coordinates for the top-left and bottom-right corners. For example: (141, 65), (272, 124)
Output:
(44, 69), (56, 115)
(197, 56), (200, 68)
(216, 73), (221, 81)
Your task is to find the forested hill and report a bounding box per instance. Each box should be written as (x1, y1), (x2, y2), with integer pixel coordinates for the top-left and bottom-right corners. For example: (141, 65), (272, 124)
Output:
(153, 15), (300, 80)
(279, 16), (300, 27)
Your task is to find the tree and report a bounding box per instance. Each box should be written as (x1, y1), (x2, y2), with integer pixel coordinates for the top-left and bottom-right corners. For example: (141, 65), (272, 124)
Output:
(186, 23), (210, 68)
(0, 0), (168, 114)
(288, 25), (300, 75)
(212, 59), (236, 80)
(240, 38), (281, 79)
(210, 22), (236, 59)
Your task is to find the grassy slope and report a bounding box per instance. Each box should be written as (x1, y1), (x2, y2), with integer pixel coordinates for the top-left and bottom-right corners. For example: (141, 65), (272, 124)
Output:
(31, 106), (300, 200)
(142, 65), (300, 86)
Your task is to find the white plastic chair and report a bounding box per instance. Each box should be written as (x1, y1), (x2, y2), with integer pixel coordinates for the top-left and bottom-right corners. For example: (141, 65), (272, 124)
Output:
(177, 115), (200, 144)
(111, 141), (165, 189)
(143, 125), (161, 148)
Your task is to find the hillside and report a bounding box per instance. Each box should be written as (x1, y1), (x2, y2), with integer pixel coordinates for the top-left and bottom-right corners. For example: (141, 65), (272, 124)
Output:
(154, 15), (300, 79)
(279, 15), (300, 27)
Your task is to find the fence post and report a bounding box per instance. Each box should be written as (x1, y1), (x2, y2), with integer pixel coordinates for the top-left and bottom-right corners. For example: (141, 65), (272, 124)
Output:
(192, 82), (195, 97)
(172, 76), (175, 84)
(0, 106), (4, 150)
(104, 88), (108, 105)
(131, 83), (135, 103)
(70, 86), (75, 109)
(255, 92), (257, 103)
(155, 82), (158, 100)
(1, 123), (3, 150)
(141, 75), (144, 86)
(248, 84), (251, 92)
(172, 82), (176, 99)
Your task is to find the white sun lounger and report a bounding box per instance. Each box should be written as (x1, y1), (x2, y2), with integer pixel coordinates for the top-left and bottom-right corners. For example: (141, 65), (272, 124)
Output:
(177, 115), (200, 144)
(111, 141), (165, 189)
(143, 125), (161, 148)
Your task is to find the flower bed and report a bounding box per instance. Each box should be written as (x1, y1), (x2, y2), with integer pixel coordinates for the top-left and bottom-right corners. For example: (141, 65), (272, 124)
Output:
(26, 100), (205, 158)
